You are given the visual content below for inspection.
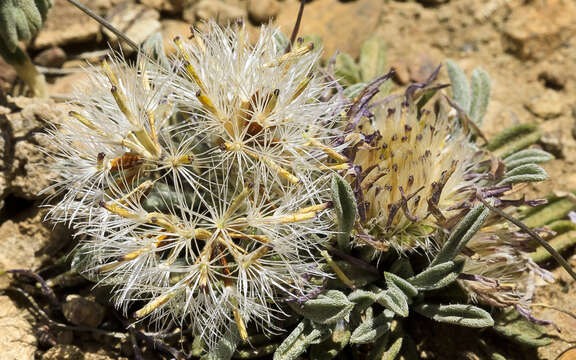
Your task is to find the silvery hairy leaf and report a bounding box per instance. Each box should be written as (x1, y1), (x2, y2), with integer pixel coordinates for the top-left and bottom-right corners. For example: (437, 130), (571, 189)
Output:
(289, 290), (354, 325)
(331, 174), (358, 250)
(415, 304), (494, 328)
(408, 261), (464, 291)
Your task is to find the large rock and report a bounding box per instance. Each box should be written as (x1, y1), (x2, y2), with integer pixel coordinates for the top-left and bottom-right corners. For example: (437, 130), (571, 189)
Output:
(34, 47), (67, 68)
(275, 0), (384, 60)
(42, 345), (83, 360)
(2, 97), (65, 200)
(0, 211), (58, 273)
(525, 90), (566, 120)
(0, 97), (69, 275)
(0, 296), (36, 360)
(502, 0), (576, 60)
(47, 72), (92, 97)
(34, 0), (101, 49)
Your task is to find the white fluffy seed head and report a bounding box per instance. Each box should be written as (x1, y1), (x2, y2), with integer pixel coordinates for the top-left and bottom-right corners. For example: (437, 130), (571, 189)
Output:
(43, 21), (348, 350)
(170, 22), (347, 187)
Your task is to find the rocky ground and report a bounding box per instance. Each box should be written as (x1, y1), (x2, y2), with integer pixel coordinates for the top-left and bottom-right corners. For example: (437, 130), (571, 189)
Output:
(1, 0), (576, 359)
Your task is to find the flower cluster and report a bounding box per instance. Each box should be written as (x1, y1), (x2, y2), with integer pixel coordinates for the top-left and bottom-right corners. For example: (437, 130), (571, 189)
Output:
(345, 77), (552, 313)
(352, 96), (479, 252)
(43, 22), (348, 348)
(42, 18), (558, 357)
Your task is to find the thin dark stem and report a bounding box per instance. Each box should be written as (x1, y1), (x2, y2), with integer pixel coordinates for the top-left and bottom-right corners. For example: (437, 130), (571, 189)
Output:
(325, 245), (380, 275)
(475, 193), (576, 282)
(128, 327), (145, 360)
(133, 328), (189, 360)
(531, 303), (576, 321)
(6, 269), (60, 307)
(285, 0), (306, 53)
(66, 0), (140, 52)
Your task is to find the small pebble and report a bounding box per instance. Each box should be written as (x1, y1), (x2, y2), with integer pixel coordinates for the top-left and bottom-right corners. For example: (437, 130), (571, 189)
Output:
(525, 90), (565, 119)
(62, 295), (106, 328)
(34, 47), (67, 68)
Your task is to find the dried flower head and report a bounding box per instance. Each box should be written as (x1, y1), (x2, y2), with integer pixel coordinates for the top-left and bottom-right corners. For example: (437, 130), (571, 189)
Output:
(458, 227), (553, 312)
(352, 98), (479, 251)
(43, 22), (348, 349)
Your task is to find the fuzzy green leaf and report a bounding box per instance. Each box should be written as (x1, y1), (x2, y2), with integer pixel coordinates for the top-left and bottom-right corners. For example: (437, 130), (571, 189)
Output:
(498, 164), (548, 186)
(36, 0), (52, 21)
(350, 310), (393, 344)
(143, 182), (201, 212)
(0, 2), (17, 52)
(389, 258), (414, 279)
(348, 289), (377, 312)
(446, 59), (471, 112)
(335, 53), (361, 86)
(486, 123), (541, 158)
(203, 325), (239, 360)
(0, 0), (50, 52)
(0, 41), (27, 65)
(432, 204), (491, 266)
(310, 322), (350, 360)
(360, 36), (387, 82)
(331, 174), (357, 250)
(532, 229), (576, 263)
(289, 290), (354, 325)
(547, 219), (576, 234)
(493, 310), (552, 347)
(381, 337), (403, 360)
(375, 282), (409, 317)
(407, 260), (464, 291)
(274, 320), (330, 360)
(416, 84), (448, 111)
(415, 304), (494, 328)
(384, 272), (418, 298)
(469, 67), (491, 125)
(70, 246), (102, 283)
(14, 10), (31, 43)
(503, 149), (554, 169)
(369, 335), (403, 360)
(20, 0), (43, 33)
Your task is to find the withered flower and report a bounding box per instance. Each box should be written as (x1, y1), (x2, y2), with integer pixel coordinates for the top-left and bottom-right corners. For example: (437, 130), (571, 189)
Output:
(351, 95), (480, 252)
